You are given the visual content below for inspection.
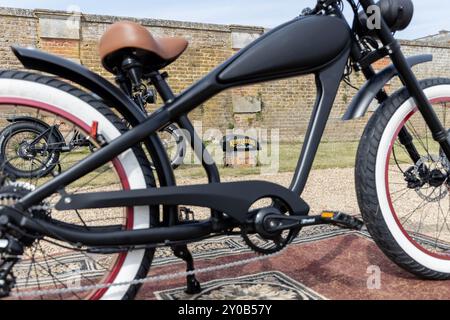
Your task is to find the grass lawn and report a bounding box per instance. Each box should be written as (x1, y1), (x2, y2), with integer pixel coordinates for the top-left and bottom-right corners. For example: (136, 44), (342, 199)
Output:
(174, 141), (360, 179)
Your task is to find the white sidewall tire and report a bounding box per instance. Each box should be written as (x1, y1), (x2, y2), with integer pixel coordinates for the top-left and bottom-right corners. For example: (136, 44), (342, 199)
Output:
(0, 78), (150, 300)
(376, 84), (450, 273)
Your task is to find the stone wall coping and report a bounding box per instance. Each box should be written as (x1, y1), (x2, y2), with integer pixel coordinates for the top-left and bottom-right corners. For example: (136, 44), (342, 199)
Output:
(0, 7), (34, 18)
(34, 9), (82, 19)
(400, 39), (450, 49)
(83, 13), (231, 32)
(229, 24), (265, 34)
(1, 6), (450, 49)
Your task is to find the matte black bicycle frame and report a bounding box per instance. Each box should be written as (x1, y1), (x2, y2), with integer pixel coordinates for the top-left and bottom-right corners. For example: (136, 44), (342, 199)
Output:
(3, 0), (450, 248)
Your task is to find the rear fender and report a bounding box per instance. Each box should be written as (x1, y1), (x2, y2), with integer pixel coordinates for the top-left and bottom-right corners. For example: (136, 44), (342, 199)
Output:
(6, 116), (65, 142)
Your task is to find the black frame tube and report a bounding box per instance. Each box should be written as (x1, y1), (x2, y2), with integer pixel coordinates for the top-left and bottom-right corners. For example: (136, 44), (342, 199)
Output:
(150, 72), (222, 221)
(18, 109), (171, 209)
(290, 51), (350, 195)
(149, 72), (221, 185)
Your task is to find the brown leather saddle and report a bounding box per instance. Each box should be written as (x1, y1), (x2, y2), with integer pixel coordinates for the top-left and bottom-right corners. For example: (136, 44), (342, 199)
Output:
(99, 21), (189, 74)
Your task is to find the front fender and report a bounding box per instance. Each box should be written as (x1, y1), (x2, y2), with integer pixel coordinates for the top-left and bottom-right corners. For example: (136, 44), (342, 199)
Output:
(342, 54), (433, 120)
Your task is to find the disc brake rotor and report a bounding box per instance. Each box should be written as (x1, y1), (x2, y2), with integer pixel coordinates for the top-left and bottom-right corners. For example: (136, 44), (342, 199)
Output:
(413, 155), (449, 202)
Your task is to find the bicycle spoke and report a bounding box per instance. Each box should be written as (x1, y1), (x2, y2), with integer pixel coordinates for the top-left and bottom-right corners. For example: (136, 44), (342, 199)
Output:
(36, 242), (65, 300)
(386, 98), (450, 260)
(399, 187), (438, 225)
(22, 249), (84, 300)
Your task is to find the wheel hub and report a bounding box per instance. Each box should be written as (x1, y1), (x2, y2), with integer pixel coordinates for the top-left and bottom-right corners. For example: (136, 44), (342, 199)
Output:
(429, 169), (448, 188)
(405, 155), (450, 202)
(17, 141), (36, 160)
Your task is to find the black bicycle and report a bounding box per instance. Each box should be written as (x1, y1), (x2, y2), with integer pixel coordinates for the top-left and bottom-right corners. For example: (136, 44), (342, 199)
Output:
(0, 117), (96, 179)
(0, 0), (449, 300)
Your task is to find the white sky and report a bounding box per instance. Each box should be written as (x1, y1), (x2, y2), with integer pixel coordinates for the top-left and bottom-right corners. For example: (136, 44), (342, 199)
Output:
(0, 0), (449, 40)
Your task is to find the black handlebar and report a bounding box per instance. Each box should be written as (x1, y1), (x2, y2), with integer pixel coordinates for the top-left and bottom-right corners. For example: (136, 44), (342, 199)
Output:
(313, 0), (341, 13)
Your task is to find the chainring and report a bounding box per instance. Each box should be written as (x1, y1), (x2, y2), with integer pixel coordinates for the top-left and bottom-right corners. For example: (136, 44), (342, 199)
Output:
(241, 207), (298, 255)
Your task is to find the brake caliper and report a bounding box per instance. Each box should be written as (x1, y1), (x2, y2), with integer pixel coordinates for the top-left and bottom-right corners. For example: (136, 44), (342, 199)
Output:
(404, 166), (425, 189)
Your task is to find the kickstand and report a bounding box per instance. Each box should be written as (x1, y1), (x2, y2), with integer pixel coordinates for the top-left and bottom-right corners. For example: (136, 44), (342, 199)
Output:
(172, 245), (202, 295)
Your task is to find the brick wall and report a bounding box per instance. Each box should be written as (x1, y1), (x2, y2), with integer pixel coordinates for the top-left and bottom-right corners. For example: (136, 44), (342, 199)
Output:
(1, 7), (450, 142)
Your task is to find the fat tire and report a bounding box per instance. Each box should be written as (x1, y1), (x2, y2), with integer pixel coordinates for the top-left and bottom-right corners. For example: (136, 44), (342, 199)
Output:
(356, 77), (450, 280)
(0, 70), (157, 299)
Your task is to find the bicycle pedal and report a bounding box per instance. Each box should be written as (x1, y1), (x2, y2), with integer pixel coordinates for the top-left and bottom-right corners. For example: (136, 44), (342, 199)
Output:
(321, 211), (364, 230)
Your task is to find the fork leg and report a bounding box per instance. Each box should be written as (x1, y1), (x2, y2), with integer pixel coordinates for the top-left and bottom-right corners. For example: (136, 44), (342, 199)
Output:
(172, 245), (202, 294)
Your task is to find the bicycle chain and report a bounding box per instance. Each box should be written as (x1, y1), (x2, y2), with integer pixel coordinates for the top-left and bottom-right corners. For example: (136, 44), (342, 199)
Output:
(11, 248), (286, 298)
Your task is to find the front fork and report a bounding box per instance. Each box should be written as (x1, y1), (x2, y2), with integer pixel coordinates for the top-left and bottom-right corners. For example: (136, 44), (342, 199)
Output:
(360, 0), (450, 162)
(361, 65), (422, 164)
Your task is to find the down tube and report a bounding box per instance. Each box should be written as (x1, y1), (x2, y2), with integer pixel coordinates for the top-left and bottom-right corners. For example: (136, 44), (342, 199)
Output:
(290, 53), (350, 195)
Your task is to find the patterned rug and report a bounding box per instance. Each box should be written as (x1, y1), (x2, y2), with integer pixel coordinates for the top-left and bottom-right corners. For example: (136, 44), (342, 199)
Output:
(136, 225), (450, 300)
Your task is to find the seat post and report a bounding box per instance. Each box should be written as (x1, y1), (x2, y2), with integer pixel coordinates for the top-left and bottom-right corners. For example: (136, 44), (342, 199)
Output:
(148, 71), (176, 103)
(121, 57), (143, 91)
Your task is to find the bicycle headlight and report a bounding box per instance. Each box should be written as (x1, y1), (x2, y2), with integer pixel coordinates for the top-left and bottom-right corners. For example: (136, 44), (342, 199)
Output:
(358, 0), (414, 35)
